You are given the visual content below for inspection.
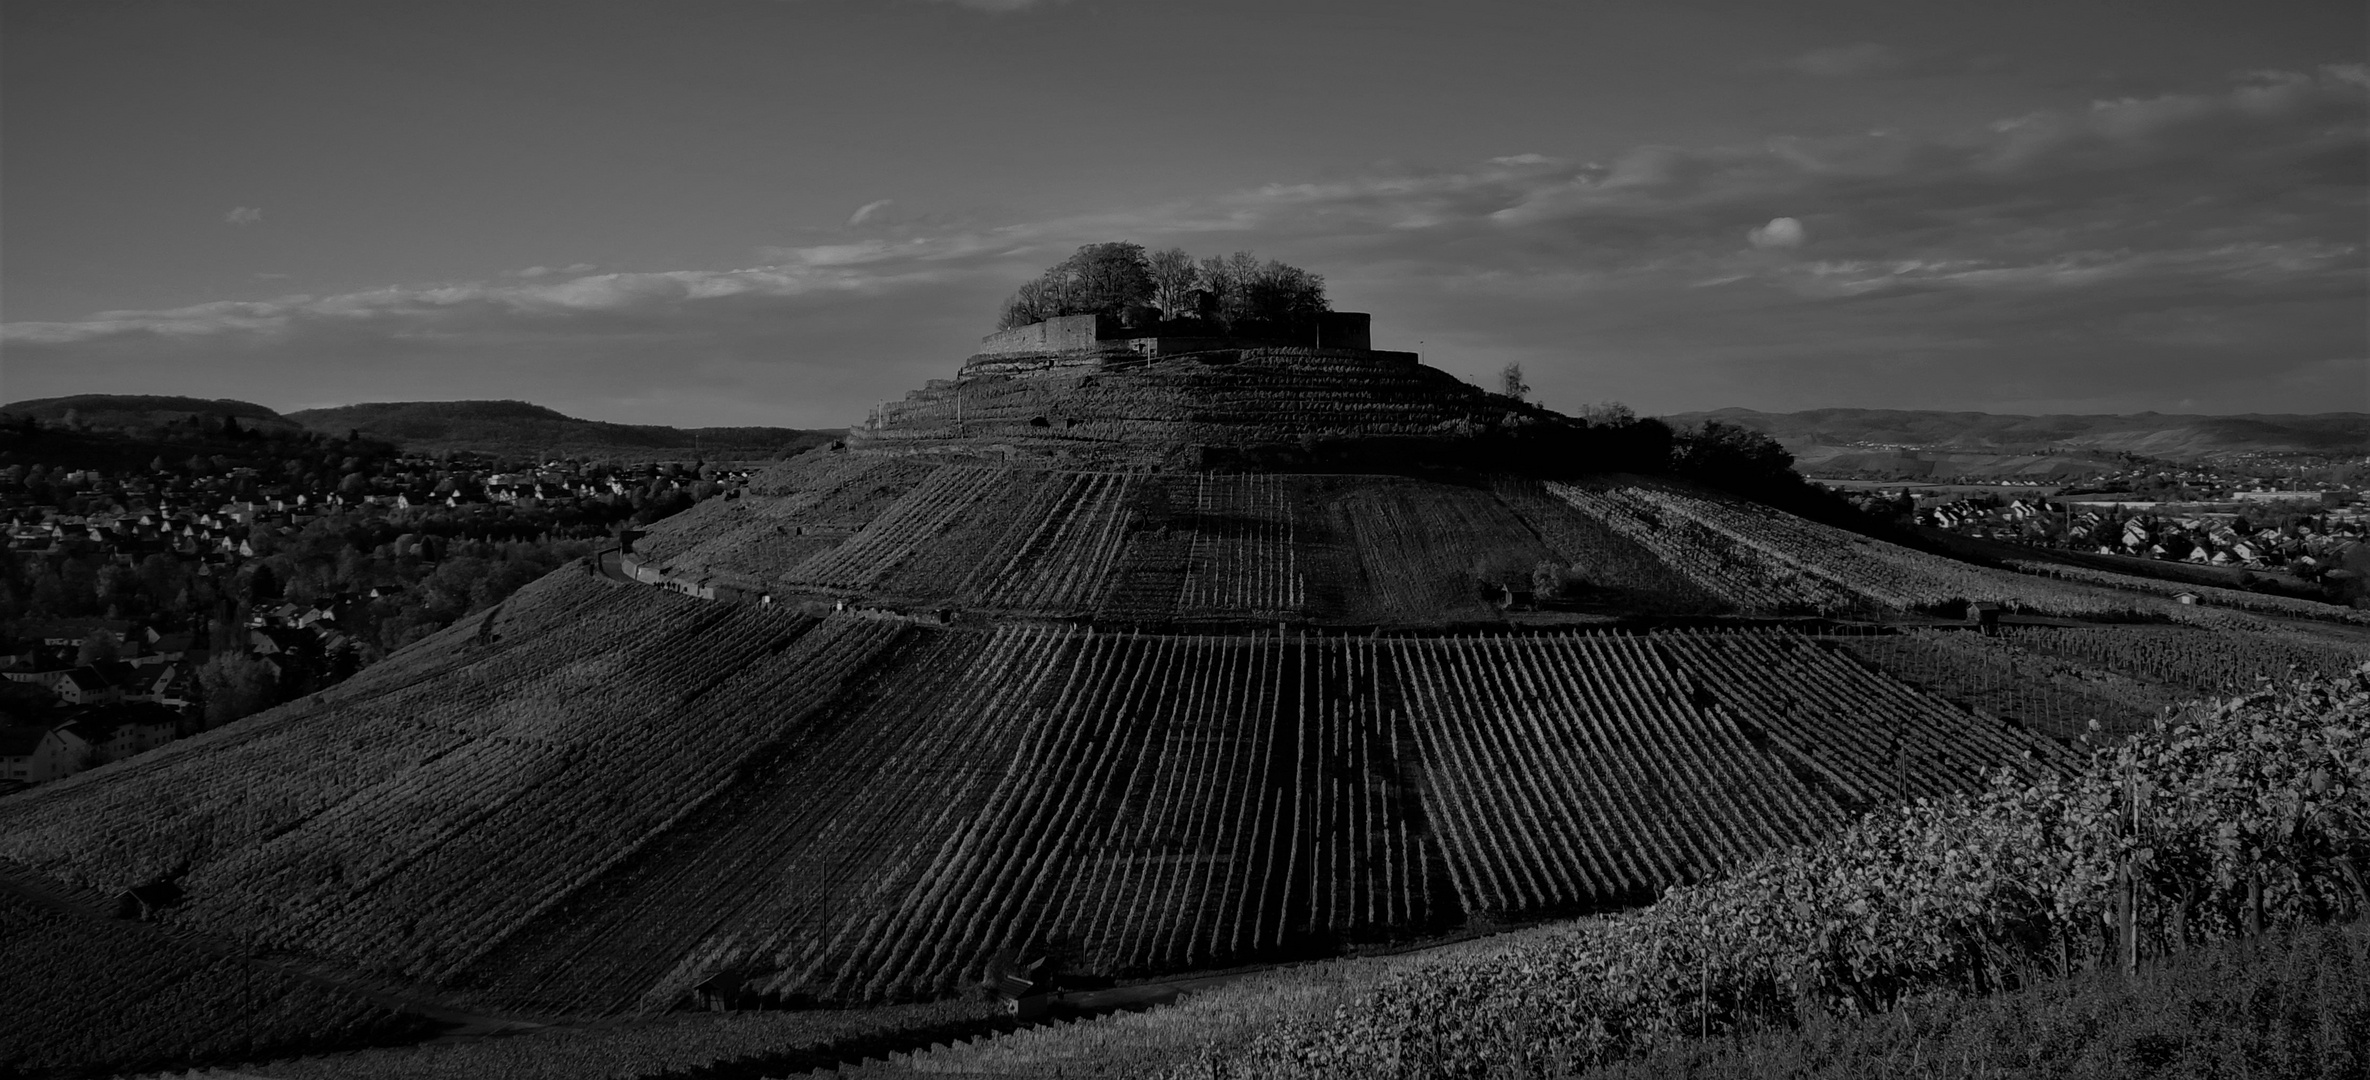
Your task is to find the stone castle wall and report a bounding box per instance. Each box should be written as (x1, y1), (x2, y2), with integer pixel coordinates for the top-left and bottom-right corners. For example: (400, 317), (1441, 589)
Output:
(976, 314), (1120, 356)
(975, 311), (1374, 357)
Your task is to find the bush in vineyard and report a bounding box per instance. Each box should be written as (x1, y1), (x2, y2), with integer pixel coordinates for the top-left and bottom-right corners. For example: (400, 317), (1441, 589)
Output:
(1179, 664), (2370, 1079)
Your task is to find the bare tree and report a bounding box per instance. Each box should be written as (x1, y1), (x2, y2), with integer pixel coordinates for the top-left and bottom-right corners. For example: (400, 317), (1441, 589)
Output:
(1059, 242), (1152, 316)
(1147, 247), (1200, 318)
(995, 243), (1151, 329)
(1500, 363), (1530, 401)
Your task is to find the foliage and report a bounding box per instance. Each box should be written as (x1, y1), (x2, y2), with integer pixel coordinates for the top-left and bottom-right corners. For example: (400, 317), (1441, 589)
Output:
(195, 651), (279, 728)
(1499, 363), (1530, 401)
(997, 242), (1157, 329)
(1178, 664), (2370, 1078)
(1581, 920), (2368, 1080)
(994, 243), (1327, 332)
(1669, 421), (1795, 495)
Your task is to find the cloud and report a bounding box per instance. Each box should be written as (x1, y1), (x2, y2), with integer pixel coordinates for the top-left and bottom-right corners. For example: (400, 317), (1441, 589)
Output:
(1748, 217), (1806, 249)
(848, 199), (896, 226)
(9, 68), (2361, 421)
(223, 206), (263, 226)
(1780, 43), (1906, 79)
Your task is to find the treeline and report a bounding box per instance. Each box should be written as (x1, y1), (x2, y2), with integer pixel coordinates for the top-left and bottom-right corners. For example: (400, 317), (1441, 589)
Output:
(1, 413), (406, 510)
(995, 242), (1330, 335)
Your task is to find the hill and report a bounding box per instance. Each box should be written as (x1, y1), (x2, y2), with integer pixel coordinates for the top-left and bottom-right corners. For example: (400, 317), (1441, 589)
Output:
(286, 400), (838, 459)
(0, 393), (302, 435)
(1665, 408), (2370, 477)
(5, 319), (2366, 1075)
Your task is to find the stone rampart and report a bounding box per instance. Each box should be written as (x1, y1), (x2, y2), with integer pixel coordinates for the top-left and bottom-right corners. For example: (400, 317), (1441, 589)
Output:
(977, 314), (1118, 356)
(976, 311), (1375, 357)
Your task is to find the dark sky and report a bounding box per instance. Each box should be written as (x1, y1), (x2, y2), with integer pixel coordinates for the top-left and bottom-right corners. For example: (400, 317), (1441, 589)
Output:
(4, 0), (2364, 426)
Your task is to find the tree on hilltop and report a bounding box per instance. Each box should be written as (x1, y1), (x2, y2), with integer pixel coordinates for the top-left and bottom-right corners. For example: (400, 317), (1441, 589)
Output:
(997, 244), (1327, 331)
(1499, 363), (1530, 401)
(995, 242), (1154, 329)
(1147, 247), (1199, 317)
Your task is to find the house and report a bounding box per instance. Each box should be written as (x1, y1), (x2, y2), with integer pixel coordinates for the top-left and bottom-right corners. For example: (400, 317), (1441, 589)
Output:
(63, 704), (180, 765)
(54, 666), (126, 706)
(0, 725), (85, 784)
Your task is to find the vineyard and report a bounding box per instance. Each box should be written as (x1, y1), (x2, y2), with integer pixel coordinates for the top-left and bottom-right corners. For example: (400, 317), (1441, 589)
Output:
(969, 472), (1140, 612)
(1659, 629), (2075, 806)
(1831, 627), (2176, 740)
(1542, 476), (2211, 622)
(779, 463), (1008, 591)
(1389, 632), (1842, 912)
(452, 626), (1447, 1014)
(1, 887), (429, 1077)
(2001, 624), (2370, 696)
(0, 572), (910, 989)
(1173, 472), (1306, 616)
(1331, 480), (1554, 623)
(1981, 547), (2370, 626)
(1493, 478), (1724, 613)
(3, 576), (2129, 1033)
(618, 452), (2306, 631)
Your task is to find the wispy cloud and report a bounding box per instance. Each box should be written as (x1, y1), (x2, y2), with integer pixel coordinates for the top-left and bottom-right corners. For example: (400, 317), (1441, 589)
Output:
(848, 199), (897, 226)
(10, 68), (2362, 421)
(223, 206), (263, 227)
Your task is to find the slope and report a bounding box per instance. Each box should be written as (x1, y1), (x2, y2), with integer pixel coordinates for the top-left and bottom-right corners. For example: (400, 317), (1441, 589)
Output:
(5, 326), (2351, 1076)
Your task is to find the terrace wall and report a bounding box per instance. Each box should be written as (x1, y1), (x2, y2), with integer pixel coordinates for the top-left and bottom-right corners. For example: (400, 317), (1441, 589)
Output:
(974, 311), (1375, 358)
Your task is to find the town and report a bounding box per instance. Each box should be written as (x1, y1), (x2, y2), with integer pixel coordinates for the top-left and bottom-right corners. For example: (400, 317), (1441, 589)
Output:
(1817, 446), (2369, 600)
(0, 413), (749, 793)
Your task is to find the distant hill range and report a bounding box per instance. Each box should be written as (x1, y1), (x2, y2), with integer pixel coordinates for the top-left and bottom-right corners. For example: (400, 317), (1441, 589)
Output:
(284, 400), (838, 459)
(2, 394), (837, 460)
(1664, 408), (2370, 480)
(0, 394), (303, 435)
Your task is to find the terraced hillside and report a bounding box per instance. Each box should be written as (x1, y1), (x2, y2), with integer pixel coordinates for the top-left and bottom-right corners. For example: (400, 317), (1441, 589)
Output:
(6, 328), (2364, 1074)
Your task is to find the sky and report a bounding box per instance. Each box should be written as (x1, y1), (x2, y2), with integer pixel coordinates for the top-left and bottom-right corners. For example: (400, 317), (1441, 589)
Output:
(2, 0), (2364, 428)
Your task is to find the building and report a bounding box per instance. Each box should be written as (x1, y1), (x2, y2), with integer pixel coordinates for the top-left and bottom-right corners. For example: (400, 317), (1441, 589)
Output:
(63, 704), (182, 766)
(0, 725), (86, 784)
(54, 665), (127, 706)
